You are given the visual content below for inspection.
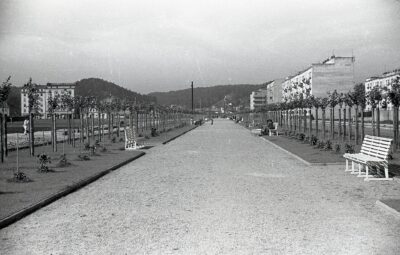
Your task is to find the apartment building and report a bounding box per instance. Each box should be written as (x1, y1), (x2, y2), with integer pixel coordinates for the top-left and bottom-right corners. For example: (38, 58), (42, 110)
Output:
(21, 83), (75, 118)
(365, 69), (400, 110)
(282, 55), (355, 101)
(250, 88), (268, 111)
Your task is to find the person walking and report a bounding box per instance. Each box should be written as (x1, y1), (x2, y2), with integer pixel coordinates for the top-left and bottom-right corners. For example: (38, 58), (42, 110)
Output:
(23, 118), (29, 135)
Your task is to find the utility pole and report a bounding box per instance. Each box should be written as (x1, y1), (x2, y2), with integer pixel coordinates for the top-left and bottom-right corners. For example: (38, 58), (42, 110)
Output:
(191, 81), (194, 114)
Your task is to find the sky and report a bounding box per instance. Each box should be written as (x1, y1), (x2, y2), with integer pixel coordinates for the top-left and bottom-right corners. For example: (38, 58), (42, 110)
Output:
(1, 0), (400, 94)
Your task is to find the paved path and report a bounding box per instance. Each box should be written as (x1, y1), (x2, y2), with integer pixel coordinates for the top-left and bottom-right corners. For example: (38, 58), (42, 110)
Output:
(1, 119), (399, 254)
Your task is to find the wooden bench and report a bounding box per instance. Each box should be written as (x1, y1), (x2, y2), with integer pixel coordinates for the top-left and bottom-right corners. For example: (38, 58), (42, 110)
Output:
(269, 123), (279, 136)
(124, 126), (144, 150)
(343, 135), (392, 181)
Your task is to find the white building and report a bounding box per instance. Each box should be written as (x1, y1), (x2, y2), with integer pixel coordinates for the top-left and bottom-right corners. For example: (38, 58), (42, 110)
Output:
(21, 83), (75, 119)
(250, 88), (268, 111)
(365, 69), (400, 110)
(282, 55), (355, 102)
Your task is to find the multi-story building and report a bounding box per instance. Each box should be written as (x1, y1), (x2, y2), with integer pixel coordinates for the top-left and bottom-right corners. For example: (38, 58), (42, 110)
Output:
(282, 55), (355, 101)
(21, 83), (75, 118)
(266, 79), (283, 104)
(365, 69), (400, 110)
(250, 88), (268, 111)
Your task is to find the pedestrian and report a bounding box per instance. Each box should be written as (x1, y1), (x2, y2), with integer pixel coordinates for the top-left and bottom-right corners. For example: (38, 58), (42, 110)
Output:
(23, 118), (29, 135)
(211, 118), (214, 125)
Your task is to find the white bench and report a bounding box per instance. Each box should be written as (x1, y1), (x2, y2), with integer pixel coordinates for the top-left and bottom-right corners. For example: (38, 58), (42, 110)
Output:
(269, 123), (279, 136)
(124, 127), (144, 150)
(343, 135), (392, 181)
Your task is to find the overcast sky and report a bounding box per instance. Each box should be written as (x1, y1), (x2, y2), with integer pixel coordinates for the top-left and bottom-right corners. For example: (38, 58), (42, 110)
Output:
(1, 0), (400, 93)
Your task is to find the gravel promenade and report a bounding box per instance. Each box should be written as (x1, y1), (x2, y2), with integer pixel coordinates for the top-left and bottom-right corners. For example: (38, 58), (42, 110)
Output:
(1, 119), (399, 254)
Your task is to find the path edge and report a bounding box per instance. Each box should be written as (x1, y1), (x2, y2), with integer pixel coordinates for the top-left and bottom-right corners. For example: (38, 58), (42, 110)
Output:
(0, 151), (146, 230)
(162, 125), (198, 145)
(376, 200), (400, 219)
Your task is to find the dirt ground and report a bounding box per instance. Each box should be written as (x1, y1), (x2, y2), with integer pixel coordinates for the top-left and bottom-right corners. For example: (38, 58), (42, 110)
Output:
(0, 119), (399, 254)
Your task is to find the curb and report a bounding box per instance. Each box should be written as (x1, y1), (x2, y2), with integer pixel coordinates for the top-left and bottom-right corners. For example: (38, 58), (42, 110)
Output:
(259, 136), (344, 167)
(0, 151), (145, 230)
(162, 125), (198, 145)
(376, 200), (400, 220)
(260, 136), (311, 166)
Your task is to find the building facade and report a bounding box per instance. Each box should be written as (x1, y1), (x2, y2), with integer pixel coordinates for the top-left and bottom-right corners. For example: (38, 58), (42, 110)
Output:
(250, 88), (268, 111)
(282, 55), (355, 101)
(365, 69), (400, 110)
(21, 83), (75, 118)
(266, 79), (283, 104)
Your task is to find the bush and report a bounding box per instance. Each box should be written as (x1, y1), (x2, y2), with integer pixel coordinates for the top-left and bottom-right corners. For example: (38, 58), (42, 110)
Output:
(77, 154), (90, 161)
(100, 146), (107, 152)
(316, 140), (325, 149)
(37, 153), (51, 172)
(119, 137), (124, 142)
(138, 133), (143, 137)
(145, 135), (150, 139)
(298, 133), (305, 141)
(324, 140), (332, 151)
(56, 154), (71, 168)
(344, 143), (355, 154)
(310, 135), (318, 146)
(111, 136), (117, 143)
(334, 144), (341, 153)
(84, 142), (90, 151)
(151, 128), (158, 137)
(11, 172), (32, 183)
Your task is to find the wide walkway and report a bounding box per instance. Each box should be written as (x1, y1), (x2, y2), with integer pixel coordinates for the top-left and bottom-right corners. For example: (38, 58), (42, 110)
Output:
(1, 119), (399, 254)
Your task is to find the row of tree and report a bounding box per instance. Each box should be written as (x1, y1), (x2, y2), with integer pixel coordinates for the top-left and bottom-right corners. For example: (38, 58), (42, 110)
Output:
(0, 77), (194, 162)
(246, 77), (400, 149)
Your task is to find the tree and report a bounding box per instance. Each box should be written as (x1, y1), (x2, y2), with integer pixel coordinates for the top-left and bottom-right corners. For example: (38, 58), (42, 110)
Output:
(385, 77), (400, 150)
(350, 83), (366, 144)
(367, 86), (383, 136)
(23, 78), (40, 156)
(48, 94), (60, 152)
(344, 92), (355, 142)
(0, 76), (11, 162)
(327, 90), (340, 140)
(61, 93), (75, 145)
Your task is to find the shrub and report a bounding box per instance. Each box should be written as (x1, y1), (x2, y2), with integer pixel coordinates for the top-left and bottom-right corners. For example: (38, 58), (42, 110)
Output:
(310, 135), (318, 146)
(344, 143), (355, 154)
(77, 154), (90, 161)
(387, 153), (394, 160)
(56, 154), (71, 167)
(10, 172), (31, 183)
(324, 140), (332, 151)
(297, 133), (305, 141)
(151, 128), (158, 137)
(111, 136), (117, 143)
(145, 135), (150, 139)
(138, 133), (143, 137)
(119, 137), (124, 142)
(334, 144), (341, 153)
(100, 146), (107, 152)
(84, 142), (90, 151)
(316, 140), (325, 149)
(37, 153), (51, 172)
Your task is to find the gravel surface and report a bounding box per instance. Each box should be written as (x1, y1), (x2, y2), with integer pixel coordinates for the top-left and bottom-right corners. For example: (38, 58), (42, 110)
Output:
(1, 119), (399, 254)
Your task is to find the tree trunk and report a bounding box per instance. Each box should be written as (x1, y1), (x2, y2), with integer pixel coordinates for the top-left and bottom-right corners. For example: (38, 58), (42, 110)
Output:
(303, 109), (307, 133)
(315, 108), (319, 137)
(29, 113), (34, 156)
(91, 114), (95, 141)
(372, 107), (376, 136)
(68, 114), (72, 144)
(377, 107), (380, 136)
(338, 108), (342, 139)
(361, 109), (365, 143)
(308, 109), (312, 137)
(343, 108), (346, 142)
(4, 113), (7, 157)
(0, 114), (3, 163)
(393, 107), (398, 151)
(86, 113), (90, 145)
(355, 106), (359, 145)
(331, 107), (335, 140)
(117, 114), (120, 137)
(348, 107), (352, 142)
(322, 109), (326, 140)
(80, 113), (84, 143)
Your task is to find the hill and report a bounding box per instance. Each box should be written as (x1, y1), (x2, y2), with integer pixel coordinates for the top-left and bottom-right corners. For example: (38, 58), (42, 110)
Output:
(75, 78), (156, 103)
(148, 84), (265, 109)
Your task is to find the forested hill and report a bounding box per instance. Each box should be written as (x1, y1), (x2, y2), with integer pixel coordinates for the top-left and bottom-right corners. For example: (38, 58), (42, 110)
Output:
(148, 84), (265, 108)
(75, 78), (156, 103)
